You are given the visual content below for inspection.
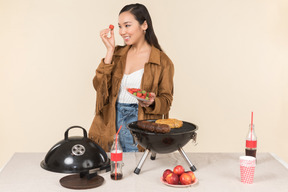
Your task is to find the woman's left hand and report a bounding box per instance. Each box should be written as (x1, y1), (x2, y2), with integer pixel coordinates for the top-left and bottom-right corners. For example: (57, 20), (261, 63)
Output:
(138, 92), (156, 108)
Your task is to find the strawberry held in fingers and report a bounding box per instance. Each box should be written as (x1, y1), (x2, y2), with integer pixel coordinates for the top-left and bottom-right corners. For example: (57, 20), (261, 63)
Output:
(109, 24), (114, 30)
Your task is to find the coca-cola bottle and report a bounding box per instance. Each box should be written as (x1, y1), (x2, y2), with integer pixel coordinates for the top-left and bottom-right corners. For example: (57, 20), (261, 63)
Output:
(245, 124), (257, 158)
(110, 135), (123, 180)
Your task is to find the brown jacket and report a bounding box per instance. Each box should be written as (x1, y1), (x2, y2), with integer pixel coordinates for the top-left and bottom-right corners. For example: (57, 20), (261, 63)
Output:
(89, 45), (174, 151)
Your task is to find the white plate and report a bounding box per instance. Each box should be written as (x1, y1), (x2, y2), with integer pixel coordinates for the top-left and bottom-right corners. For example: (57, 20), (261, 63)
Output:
(161, 177), (198, 188)
(126, 88), (150, 102)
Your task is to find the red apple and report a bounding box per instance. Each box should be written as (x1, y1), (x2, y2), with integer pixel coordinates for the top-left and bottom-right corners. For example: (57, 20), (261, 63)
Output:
(162, 169), (173, 180)
(186, 171), (196, 182)
(165, 173), (179, 185)
(179, 172), (192, 185)
(173, 165), (185, 176)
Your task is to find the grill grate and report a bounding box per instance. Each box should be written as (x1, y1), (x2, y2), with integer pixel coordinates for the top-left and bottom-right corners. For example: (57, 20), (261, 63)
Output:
(128, 120), (198, 135)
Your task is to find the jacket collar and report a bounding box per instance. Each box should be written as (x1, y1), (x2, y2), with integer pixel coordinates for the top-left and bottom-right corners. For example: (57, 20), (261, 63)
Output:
(114, 45), (161, 65)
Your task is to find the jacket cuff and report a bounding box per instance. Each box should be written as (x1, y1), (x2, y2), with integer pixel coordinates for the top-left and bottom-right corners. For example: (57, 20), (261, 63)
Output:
(144, 97), (160, 114)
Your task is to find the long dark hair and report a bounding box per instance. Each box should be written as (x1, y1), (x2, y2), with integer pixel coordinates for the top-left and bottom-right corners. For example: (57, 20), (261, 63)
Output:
(119, 3), (162, 51)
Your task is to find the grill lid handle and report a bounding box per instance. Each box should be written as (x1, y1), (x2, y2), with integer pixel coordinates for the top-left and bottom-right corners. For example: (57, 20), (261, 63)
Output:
(64, 126), (87, 140)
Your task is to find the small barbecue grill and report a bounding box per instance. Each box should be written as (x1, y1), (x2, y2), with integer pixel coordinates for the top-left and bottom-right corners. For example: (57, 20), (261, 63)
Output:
(41, 126), (110, 189)
(127, 120), (198, 174)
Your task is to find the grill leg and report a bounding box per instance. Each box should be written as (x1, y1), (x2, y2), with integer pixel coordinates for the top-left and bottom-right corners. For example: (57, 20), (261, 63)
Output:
(150, 152), (156, 160)
(134, 149), (150, 174)
(178, 147), (197, 171)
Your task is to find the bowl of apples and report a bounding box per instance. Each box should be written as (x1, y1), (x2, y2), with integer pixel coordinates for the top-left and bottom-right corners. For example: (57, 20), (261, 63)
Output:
(161, 165), (198, 187)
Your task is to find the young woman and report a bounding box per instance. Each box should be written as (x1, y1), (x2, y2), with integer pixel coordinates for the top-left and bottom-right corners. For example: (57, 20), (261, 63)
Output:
(89, 3), (174, 152)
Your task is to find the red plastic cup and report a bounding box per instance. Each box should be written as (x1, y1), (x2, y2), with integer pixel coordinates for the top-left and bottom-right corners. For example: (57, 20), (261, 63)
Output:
(240, 156), (256, 184)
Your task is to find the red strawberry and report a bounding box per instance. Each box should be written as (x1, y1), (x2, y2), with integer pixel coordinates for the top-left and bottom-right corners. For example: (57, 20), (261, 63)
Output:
(109, 24), (114, 30)
(136, 92), (142, 97)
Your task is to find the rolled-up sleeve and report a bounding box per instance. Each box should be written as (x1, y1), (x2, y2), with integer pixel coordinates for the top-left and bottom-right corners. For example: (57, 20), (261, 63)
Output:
(145, 56), (174, 115)
(93, 58), (116, 114)
(93, 59), (115, 90)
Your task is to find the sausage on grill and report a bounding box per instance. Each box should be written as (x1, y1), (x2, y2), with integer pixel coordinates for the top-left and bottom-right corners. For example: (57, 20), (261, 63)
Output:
(137, 121), (171, 133)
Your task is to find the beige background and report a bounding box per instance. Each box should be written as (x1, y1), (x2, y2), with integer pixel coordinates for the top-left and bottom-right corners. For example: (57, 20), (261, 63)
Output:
(1, 0), (287, 169)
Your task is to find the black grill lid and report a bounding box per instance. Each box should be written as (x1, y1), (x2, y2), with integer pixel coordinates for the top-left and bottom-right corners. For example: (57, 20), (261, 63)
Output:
(41, 126), (110, 174)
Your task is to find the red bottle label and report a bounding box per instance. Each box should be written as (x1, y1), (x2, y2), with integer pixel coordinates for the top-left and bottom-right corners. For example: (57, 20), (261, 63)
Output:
(111, 152), (123, 161)
(246, 140), (257, 148)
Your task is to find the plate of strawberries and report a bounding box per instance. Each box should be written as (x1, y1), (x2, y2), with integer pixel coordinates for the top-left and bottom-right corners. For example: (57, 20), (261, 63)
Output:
(126, 88), (152, 102)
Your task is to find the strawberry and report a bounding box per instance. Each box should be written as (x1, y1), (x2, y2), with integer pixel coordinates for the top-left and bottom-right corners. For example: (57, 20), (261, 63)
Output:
(132, 88), (139, 92)
(136, 92), (142, 97)
(109, 24), (114, 30)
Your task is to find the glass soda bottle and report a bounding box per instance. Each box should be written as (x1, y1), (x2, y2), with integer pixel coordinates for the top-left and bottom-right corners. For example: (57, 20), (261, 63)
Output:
(245, 124), (257, 158)
(110, 135), (123, 180)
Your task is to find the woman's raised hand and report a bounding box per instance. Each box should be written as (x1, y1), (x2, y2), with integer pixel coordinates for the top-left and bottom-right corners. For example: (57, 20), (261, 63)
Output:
(100, 27), (115, 50)
(100, 25), (115, 64)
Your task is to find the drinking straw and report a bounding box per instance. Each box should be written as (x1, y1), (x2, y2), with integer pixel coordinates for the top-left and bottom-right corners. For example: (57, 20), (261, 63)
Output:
(251, 112), (253, 141)
(115, 125), (122, 180)
(116, 125), (122, 136)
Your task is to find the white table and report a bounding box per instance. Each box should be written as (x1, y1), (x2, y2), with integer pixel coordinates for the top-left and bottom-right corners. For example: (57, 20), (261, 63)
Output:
(1, 152), (288, 192)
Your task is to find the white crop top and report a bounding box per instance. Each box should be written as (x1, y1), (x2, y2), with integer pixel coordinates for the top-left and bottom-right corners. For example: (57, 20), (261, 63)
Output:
(117, 68), (144, 104)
